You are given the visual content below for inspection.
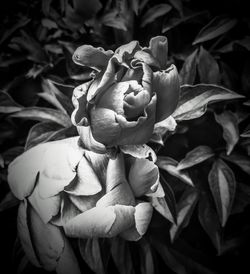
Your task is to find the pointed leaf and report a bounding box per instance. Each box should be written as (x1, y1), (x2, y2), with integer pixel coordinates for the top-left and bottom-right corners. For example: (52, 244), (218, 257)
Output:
(0, 91), (23, 113)
(221, 152), (250, 175)
(173, 84), (244, 121)
(177, 146), (214, 170)
(157, 156), (194, 186)
(214, 111), (239, 155)
(170, 189), (198, 242)
(0, 191), (19, 212)
(179, 49), (198, 85)
(193, 16), (237, 45)
(208, 159), (236, 227)
(140, 4), (172, 27)
(10, 107), (72, 127)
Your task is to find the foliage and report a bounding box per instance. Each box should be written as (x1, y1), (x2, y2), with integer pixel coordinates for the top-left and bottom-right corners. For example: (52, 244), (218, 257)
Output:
(0, 0), (250, 273)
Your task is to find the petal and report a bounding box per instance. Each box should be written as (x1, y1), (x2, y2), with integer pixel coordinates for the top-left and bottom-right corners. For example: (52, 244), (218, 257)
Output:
(129, 158), (159, 197)
(64, 206), (116, 238)
(121, 67), (143, 82)
(90, 107), (121, 146)
(77, 126), (107, 154)
(115, 93), (157, 145)
(8, 143), (47, 200)
(134, 202), (153, 236)
(141, 62), (153, 93)
(149, 36), (168, 70)
(72, 45), (113, 71)
(38, 141), (84, 198)
(115, 40), (141, 59)
(134, 50), (160, 69)
(69, 193), (101, 212)
(28, 186), (61, 223)
(120, 227), (141, 241)
(71, 81), (92, 126)
(153, 64), (180, 122)
(64, 156), (102, 196)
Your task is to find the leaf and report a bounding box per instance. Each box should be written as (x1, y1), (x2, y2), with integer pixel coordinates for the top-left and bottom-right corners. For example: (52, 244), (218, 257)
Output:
(101, 10), (128, 31)
(150, 197), (175, 223)
(79, 238), (106, 274)
(25, 122), (63, 150)
(221, 152), (250, 175)
(138, 239), (154, 274)
(241, 124), (250, 138)
(2, 146), (24, 165)
(168, 0), (183, 16)
(231, 182), (250, 214)
(208, 159), (236, 227)
(214, 111), (239, 155)
(179, 49), (198, 85)
(10, 107), (72, 127)
(157, 156), (194, 186)
(193, 16), (237, 45)
(140, 4), (172, 27)
(73, 0), (102, 19)
(177, 146), (214, 170)
(0, 192), (19, 212)
(197, 46), (220, 84)
(111, 237), (134, 274)
(0, 91), (23, 113)
(173, 84), (244, 121)
(198, 194), (221, 254)
(170, 189), (198, 242)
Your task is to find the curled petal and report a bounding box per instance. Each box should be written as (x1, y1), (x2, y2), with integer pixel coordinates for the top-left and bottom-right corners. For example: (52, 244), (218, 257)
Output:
(134, 50), (160, 69)
(115, 40), (141, 60)
(114, 93), (157, 145)
(71, 81), (92, 126)
(64, 156), (102, 196)
(72, 45), (113, 71)
(141, 62), (153, 93)
(153, 64), (180, 122)
(8, 144), (47, 200)
(134, 202), (153, 236)
(77, 126), (107, 154)
(129, 158), (159, 197)
(149, 36), (168, 70)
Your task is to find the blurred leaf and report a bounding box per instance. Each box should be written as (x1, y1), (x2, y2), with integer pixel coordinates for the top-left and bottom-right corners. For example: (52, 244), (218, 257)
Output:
(198, 194), (221, 254)
(140, 4), (172, 27)
(193, 16), (237, 45)
(197, 46), (220, 84)
(216, 36), (250, 53)
(162, 10), (208, 33)
(41, 18), (58, 29)
(170, 189), (198, 242)
(139, 239), (154, 274)
(173, 84), (244, 121)
(10, 107), (72, 127)
(79, 238), (107, 274)
(241, 124), (250, 138)
(73, 0), (102, 19)
(111, 237), (134, 274)
(0, 192), (19, 212)
(221, 152), (250, 175)
(177, 146), (214, 170)
(25, 122), (63, 150)
(129, 0), (139, 15)
(214, 111), (239, 155)
(157, 156), (194, 186)
(0, 17), (30, 45)
(169, 0), (183, 16)
(179, 49), (198, 85)
(208, 159), (236, 227)
(0, 154), (4, 168)
(2, 146), (24, 165)
(231, 182), (250, 214)
(160, 176), (177, 224)
(101, 10), (128, 31)
(0, 91), (23, 113)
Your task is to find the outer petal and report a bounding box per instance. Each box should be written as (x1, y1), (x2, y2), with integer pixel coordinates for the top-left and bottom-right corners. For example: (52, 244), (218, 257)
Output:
(134, 202), (153, 236)
(129, 158), (159, 197)
(72, 45), (113, 71)
(148, 36), (168, 70)
(153, 64), (180, 122)
(133, 50), (160, 69)
(8, 144), (47, 200)
(115, 40), (141, 61)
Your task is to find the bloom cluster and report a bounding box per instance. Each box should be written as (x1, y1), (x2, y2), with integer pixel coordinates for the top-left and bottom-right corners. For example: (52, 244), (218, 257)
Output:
(8, 36), (179, 273)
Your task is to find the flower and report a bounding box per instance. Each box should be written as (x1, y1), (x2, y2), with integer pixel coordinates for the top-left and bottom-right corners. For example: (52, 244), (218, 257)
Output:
(71, 36), (180, 151)
(8, 137), (163, 271)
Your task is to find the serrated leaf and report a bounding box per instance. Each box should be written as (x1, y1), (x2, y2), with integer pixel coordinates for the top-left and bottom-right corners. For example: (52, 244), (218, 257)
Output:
(157, 156), (194, 186)
(214, 111), (239, 155)
(208, 159), (236, 227)
(111, 237), (134, 274)
(170, 189), (198, 242)
(173, 84), (244, 121)
(198, 194), (221, 254)
(79, 238), (106, 274)
(0, 91), (23, 113)
(221, 152), (250, 175)
(10, 107), (72, 127)
(179, 49), (198, 85)
(0, 192), (19, 212)
(197, 46), (220, 84)
(140, 4), (172, 27)
(193, 16), (237, 45)
(177, 146), (214, 170)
